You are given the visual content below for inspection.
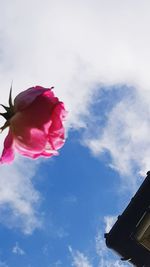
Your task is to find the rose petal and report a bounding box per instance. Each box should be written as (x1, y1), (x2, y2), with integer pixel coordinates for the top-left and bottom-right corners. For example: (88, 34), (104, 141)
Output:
(0, 129), (14, 164)
(14, 86), (54, 111)
(13, 126), (48, 153)
(48, 103), (66, 150)
(10, 93), (56, 152)
(15, 141), (58, 159)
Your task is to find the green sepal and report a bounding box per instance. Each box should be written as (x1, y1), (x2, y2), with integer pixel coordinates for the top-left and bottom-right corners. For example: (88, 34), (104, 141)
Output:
(0, 84), (15, 132)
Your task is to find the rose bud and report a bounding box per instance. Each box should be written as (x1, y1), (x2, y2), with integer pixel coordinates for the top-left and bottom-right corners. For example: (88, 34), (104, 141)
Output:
(0, 85), (67, 163)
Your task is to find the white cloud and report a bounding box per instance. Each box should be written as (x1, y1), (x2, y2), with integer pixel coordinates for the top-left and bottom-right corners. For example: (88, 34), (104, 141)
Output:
(0, 158), (42, 234)
(0, 0), (150, 230)
(0, 0), (150, 178)
(69, 246), (92, 267)
(12, 242), (25, 255)
(69, 214), (131, 267)
(0, 0), (150, 126)
(85, 89), (150, 178)
(104, 216), (117, 233)
(69, 231), (130, 267)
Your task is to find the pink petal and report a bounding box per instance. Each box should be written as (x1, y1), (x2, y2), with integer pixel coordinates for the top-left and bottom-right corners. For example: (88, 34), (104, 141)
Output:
(13, 126), (48, 153)
(48, 103), (67, 150)
(10, 95), (54, 152)
(15, 141), (58, 159)
(0, 130), (14, 164)
(14, 86), (54, 111)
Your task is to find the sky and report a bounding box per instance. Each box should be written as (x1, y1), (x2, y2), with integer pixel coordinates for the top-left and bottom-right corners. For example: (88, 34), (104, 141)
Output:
(0, 0), (150, 266)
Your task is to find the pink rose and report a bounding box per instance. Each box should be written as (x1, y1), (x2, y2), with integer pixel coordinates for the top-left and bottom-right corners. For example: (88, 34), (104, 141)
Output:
(0, 86), (67, 163)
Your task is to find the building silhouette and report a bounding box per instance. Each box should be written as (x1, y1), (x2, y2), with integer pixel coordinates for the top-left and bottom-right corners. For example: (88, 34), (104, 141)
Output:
(105, 171), (150, 267)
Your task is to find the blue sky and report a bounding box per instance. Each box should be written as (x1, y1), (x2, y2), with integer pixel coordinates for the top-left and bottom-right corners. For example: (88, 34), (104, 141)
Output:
(0, 87), (137, 267)
(0, 127), (131, 267)
(0, 1), (150, 266)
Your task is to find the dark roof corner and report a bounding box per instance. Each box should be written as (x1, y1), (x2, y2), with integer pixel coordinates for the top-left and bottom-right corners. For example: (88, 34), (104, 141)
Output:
(105, 172), (150, 267)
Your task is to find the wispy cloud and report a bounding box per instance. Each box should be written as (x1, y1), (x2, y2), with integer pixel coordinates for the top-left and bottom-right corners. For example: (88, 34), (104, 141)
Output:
(69, 239), (129, 267)
(69, 246), (92, 267)
(12, 242), (25, 255)
(104, 216), (117, 233)
(69, 215), (130, 267)
(85, 87), (150, 179)
(0, 158), (42, 234)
